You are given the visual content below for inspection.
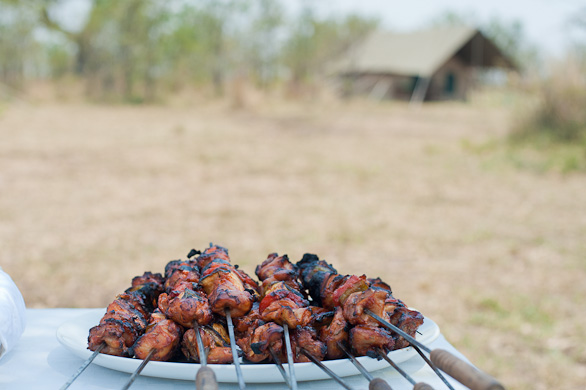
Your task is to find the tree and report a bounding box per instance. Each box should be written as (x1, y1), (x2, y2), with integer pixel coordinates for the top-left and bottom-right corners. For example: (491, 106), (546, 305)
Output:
(0, 2), (40, 89)
(281, 6), (379, 89)
(244, 0), (285, 88)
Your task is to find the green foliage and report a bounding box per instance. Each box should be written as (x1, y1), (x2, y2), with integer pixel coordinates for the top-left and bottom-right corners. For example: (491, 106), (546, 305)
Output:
(0, 2), (40, 88)
(0, 0), (373, 101)
(282, 8), (379, 84)
(508, 56), (586, 173)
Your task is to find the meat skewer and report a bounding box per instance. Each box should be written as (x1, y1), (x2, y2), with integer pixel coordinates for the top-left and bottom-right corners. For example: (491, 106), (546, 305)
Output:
(120, 308), (182, 389)
(337, 342), (393, 390)
(300, 348), (355, 390)
(255, 253), (312, 390)
(365, 309), (505, 390)
(194, 322), (219, 390)
(375, 348), (435, 390)
(65, 274), (164, 389)
(197, 244), (256, 389)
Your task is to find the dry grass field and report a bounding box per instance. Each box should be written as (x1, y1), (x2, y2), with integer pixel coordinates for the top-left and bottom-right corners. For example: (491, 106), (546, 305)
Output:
(0, 97), (584, 389)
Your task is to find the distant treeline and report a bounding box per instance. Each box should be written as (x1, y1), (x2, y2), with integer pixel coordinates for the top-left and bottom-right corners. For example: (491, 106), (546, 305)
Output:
(0, 0), (379, 101)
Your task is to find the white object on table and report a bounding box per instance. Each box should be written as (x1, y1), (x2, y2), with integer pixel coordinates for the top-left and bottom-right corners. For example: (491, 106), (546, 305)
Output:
(0, 267), (26, 360)
(0, 309), (471, 390)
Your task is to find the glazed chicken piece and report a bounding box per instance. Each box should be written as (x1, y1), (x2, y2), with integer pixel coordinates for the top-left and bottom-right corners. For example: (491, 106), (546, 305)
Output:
(158, 282), (213, 327)
(101, 295), (148, 331)
(296, 253), (337, 284)
(88, 292), (150, 356)
(131, 310), (182, 361)
(256, 253), (297, 281)
(235, 268), (261, 301)
(289, 326), (327, 363)
(164, 259), (197, 279)
(88, 319), (139, 357)
(182, 323), (233, 364)
(319, 274), (348, 310)
(232, 302), (261, 337)
(388, 306), (424, 349)
(237, 322), (284, 363)
(368, 277), (392, 293)
(255, 253), (312, 328)
(296, 254), (338, 307)
(125, 282), (164, 313)
(199, 259), (254, 318)
(259, 282), (312, 328)
(196, 244), (231, 269)
(164, 264), (200, 292)
(131, 271), (164, 288)
(303, 272), (370, 310)
(319, 307), (349, 359)
(256, 253), (303, 296)
(306, 306), (333, 329)
(342, 288), (393, 327)
(350, 325), (395, 357)
(331, 275), (370, 307)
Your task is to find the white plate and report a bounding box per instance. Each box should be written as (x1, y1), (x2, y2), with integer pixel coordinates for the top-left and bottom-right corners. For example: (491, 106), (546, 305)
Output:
(56, 309), (440, 383)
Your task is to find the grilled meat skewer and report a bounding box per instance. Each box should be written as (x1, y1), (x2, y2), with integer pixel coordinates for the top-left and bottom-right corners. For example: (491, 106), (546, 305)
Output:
(296, 253), (423, 354)
(196, 245), (253, 388)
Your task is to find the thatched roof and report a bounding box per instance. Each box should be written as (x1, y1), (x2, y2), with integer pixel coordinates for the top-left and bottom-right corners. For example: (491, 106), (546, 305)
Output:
(333, 26), (518, 78)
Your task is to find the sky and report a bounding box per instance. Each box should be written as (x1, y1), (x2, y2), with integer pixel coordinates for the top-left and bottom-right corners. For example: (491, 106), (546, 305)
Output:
(300, 0), (586, 57)
(61, 0), (585, 57)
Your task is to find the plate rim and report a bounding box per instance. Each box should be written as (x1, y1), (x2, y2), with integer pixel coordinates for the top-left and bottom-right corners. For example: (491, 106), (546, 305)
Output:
(56, 308), (440, 382)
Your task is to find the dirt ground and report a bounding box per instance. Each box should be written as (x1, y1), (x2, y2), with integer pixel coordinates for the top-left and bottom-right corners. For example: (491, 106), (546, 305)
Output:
(0, 97), (584, 389)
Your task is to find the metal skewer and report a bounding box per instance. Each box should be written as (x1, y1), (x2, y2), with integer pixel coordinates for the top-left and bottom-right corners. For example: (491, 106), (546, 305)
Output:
(412, 344), (455, 390)
(300, 348), (355, 390)
(376, 348), (435, 390)
(120, 348), (156, 390)
(269, 346), (292, 389)
(269, 347), (291, 388)
(194, 322), (218, 390)
(59, 342), (105, 390)
(364, 309), (505, 390)
(337, 342), (393, 390)
(282, 324), (298, 390)
(225, 308), (246, 390)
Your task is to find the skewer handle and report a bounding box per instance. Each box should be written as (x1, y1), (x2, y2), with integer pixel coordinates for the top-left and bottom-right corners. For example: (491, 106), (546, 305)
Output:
(195, 366), (219, 390)
(369, 377), (393, 390)
(430, 349), (505, 390)
(413, 383), (435, 390)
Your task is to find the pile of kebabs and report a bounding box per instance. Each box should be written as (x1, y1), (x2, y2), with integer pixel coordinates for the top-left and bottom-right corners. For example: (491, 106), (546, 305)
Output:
(87, 244), (424, 365)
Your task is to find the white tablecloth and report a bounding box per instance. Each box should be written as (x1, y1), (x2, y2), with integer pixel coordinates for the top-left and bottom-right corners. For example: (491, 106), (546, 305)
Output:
(0, 309), (470, 390)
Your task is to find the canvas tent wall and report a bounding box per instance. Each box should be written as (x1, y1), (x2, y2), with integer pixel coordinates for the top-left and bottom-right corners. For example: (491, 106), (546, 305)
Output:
(332, 26), (517, 102)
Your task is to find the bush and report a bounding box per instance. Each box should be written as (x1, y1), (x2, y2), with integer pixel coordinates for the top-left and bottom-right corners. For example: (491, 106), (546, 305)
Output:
(507, 54), (586, 172)
(510, 55), (586, 144)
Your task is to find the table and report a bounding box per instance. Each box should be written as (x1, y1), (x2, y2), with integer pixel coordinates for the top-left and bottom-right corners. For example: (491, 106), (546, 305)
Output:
(0, 309), (470, 390)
